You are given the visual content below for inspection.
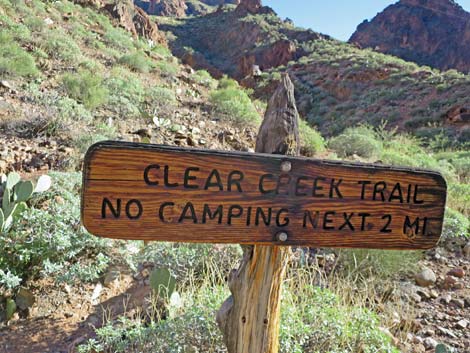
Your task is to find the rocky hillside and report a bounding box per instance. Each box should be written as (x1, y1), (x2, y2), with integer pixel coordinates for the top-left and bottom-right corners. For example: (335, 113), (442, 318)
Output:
(134, 0), (239, 17)
(159, 0), (470, 145)
(350, 0), (470, 74)
(0, 0), (264, 176)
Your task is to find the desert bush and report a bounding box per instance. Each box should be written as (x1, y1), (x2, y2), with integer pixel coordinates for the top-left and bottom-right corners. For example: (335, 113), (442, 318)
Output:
(0, 33), (38, 77)
(299, 120), (325, 156)
(73, 122), (117, 155)
(16, 83), (93, 138)
(281, 280), (399, 353)
(40, 29), (82, 63)
(210, 77), (261, 125)
(447, 182), (470, 216)
(24, 16), (45, 32)
(337, 249), (421, 281)
(151, 44), (172, 59)
(103, 26), (135, 51)
(78, 284), (228, 353)
(135, 243), (241, 285)
(156, 60), (179, 78)
(0, 14), (31, 43)
(442, 208), (469, 238)
(47, 96), (94, 135)
(0, 172), (112, 291)
(62, 70), (108, 109)
(105, 66), (145, 118)
(191, 69), (217, 89)
(119, 51), (154, 73)
(329, 126), (383, 159)
(147, 86), (177, 108)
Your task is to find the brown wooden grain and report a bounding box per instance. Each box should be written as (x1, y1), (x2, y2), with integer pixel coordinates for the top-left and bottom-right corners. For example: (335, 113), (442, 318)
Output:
(81, 141), (446, 250)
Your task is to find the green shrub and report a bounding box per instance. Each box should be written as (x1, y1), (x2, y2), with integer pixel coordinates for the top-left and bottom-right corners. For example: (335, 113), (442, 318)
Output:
(0, 33), (38, 77)
(191, 70), (217, 89)
(281, 285), (400, 353)
(105, 67), (145, 118)
(40, 29), (82, 62)
(151, 44), (172, 59)
(119, 51), (154, 73)
(78, 285), (228, 353)
(442, 208), (469, 238)
(329, 126), (383, 159)
(73, 122), (117, 155)
(135, 243), (241, 283)
(103, 27), (135, 51)
(210, 78), (261, 125)
(299, 120), (325, 156)
(0, 172), (112, 290)
(156, 60), (179, 78)
(62, 70), (108, 109)
(147, 86), (177, 107)
(338, 249), (421, 280)
(447, 182), (470, 216)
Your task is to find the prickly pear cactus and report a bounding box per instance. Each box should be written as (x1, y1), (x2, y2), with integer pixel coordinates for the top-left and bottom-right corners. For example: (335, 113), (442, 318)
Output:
(435, 344), (452, 353)
(0, 172), (51, 233)
(5, 298), (16, 321)
(149, 268), (176, 299)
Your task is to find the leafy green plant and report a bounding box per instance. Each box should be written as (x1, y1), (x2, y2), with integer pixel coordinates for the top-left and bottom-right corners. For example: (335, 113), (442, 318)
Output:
(435, 343), (453, 353)
(62, 70), (109, 109)
(0, 32), (38, 77)
(0, 172), (111, 291)
(105, 67), (145, 118)
(40, 28), (82, 62)
(299, 120), (325, 156)
(103, 26), (135, 51)
(191, 69), (217, 89)
(210, 77), (261, 125)
(329, 126), (383, 159)
(156, 60), (179, 78)
(119, 51), (155, 73)
(150, 268), (176, 299)
(0, 173), (44, 234)
(442, 208), (469, 238)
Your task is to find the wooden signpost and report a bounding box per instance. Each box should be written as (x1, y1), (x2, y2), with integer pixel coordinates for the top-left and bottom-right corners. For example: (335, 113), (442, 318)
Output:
(80, 74), (447, 353)
(81, 141), (446, 250)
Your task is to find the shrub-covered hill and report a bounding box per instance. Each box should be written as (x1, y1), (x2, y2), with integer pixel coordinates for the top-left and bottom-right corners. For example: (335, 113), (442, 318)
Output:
(0, 0), (280, 175)
(158, 0), (470, 147)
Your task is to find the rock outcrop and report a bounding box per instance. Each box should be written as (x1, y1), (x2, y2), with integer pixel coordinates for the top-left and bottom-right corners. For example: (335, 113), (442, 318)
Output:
(445, 106), (470, 125)
(235, 0), (261, 14)
(135, 0), (239, 17)
(74, 0), (166, 44)
(349, 0), (470, 73)
(160, 0), (304, 79)
(105, 0), (167, 45)
(238, 39), (296, 78)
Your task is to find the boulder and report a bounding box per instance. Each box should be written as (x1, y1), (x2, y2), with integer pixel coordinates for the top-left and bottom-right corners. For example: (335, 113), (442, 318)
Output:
(447, 267), (465, 278)
(15, 288), (35, 311)
(415, 268), (436, 287)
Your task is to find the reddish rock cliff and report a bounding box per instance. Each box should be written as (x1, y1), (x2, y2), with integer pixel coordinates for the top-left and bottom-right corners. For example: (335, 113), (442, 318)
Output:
(135, 0), (239, 17)
(350, 0), (470, 73)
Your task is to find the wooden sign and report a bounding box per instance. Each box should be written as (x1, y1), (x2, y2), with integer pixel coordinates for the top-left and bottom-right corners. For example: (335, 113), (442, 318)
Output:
(81, 141), (446, 249)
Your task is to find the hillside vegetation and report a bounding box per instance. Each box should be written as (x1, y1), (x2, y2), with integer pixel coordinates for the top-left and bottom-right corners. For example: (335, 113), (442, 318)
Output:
(159, 4), (470, 147)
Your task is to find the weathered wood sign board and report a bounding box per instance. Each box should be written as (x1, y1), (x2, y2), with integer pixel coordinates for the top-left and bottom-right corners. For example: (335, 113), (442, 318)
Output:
(81, 141), (447, 249)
